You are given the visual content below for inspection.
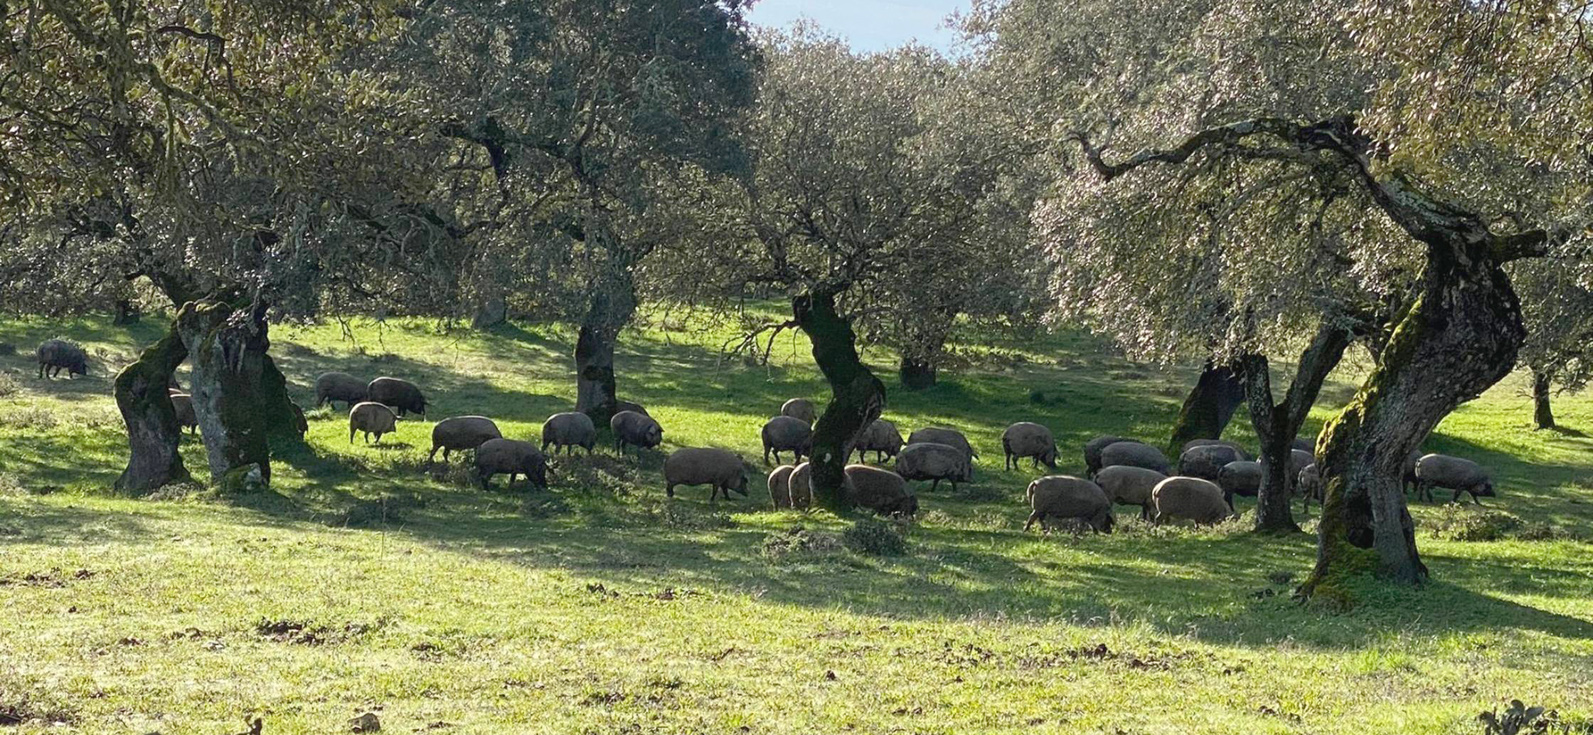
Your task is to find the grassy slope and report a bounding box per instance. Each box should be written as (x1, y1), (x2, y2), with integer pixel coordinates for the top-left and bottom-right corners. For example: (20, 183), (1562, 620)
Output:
(0, 310), (1590, 735)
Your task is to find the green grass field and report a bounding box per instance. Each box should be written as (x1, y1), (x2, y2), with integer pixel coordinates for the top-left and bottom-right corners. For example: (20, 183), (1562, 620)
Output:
(1, 309), (1591, 734)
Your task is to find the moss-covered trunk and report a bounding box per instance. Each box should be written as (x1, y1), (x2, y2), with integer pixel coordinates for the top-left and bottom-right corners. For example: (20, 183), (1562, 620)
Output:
(1243, 325), (1351, 533)
(176, 299), (285, 485)
(113, 324), (191, 493)
(259, 354), (309, 443)
(1169, 361), (1245, 452)
(1532, 369), (1555, 430)
(1304, 249), (1524, 597)
(796, 287), (886, 512)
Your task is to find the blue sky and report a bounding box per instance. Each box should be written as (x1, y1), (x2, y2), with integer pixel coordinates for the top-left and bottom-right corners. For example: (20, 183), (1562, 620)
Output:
(745, 0), (970, 53)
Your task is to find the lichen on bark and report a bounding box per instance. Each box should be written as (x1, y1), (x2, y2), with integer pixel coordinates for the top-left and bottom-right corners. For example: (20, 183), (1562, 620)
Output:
(113, 324), (191, 493)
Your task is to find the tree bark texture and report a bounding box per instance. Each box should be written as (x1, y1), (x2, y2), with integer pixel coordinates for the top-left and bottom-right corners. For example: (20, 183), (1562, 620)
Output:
(1532, 369), (1555, 430)
(1305, 253), (1526, 596)
(1169, 361), (1245, 451)
(1240, 324), (1351, 534)
(1074, 114), (1561, 600)
(574, 266), (638, 426)
(176, 300), (278, 485)
(113, 324), (191, 493)
(796, 287), (886, 512)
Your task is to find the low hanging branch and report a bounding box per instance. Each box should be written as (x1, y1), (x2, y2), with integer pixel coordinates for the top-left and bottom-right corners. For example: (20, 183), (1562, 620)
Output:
(721, 318), (800, 367)
(1068, 113), (1579, 592)
(1069, 114), (1571, 258)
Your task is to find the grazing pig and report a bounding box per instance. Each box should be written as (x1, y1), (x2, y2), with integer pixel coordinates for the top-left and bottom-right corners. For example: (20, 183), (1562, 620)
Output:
(781, 398), (818, 424)
(895, 442), (973, 491)
(908, 427), (978, 464)
(664, 447), (749, 500)
(1178, 444), (1245, 483)
(761, 415), (814, 465)
(1025, 476), (1113, 533)
(1099, 441), (1171, 475)
(428, 416), (501, 462)
(1094, 465), (1166, 520)
(1218, 460), (1263, 505)
(1178, 436), (1248, 462)
(169, 393), (198, 435)
(1287, 449), (1315, 478)
(315, 372), (367, 410)
(767, 465), (796, 509)
(1414, 454), (1496, 504)
(367, 377), (427, 417)
(843, 464), (919, 518)
(35, 339), (87, 379)
(475, 438), (548, 490)
(787, 462), (813, 510)
(1083, 436), (1134, 478)
(1001, 422), (1058, 470)
(852, 419), (905, 462)
(616, 400), (649, 417)
(1402, 449), (1423, 495)
(611, 410), (663, 454)
(542, 412), (597, 455)
(348, 402), (399, 444)
(1151, 477), (1233, 526)
(1181, 439), (1252, 461)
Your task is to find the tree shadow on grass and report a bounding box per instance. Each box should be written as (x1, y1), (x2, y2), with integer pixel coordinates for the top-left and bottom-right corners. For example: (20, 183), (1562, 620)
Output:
(329, 484), (1593, 651)
(6, 314), (1592, 659)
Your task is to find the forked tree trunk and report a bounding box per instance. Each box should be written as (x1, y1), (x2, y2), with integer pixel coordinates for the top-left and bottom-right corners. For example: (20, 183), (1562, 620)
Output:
(113, 325), (191, 492)
(1071, 114), (1557, 600)
(1241, 324), (1351, 533)
(574, 268), (638, 426)
(1169, 361), (1245, 452)
(176, 299), (277, 486)
(796, 287), (886, 512)
(1532, 369), (1555, 430)
(899, 357), (937, 390)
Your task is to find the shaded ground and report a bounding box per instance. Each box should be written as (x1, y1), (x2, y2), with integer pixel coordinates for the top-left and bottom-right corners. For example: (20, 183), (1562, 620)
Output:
(0, 310), (1590, 734)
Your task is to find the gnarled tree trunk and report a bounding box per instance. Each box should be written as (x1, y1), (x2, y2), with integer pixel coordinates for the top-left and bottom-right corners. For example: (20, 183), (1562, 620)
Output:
(1241, 324), (1352, 533)
(259, 354), (309, 442)
(113, 325), (191, 493)
(796, 287), (886, 512)
(1169, 361), (1245, 452)
(1072, 114), (1559, 599)
(1532, 369), (1555, 430)
(1306, 236), (1529, 596)
(176, 299), (279, 486)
